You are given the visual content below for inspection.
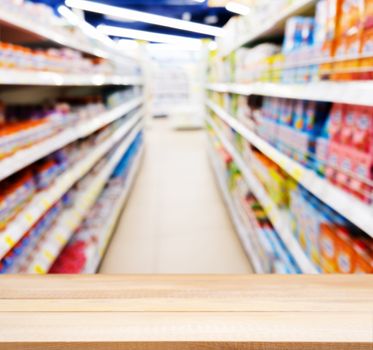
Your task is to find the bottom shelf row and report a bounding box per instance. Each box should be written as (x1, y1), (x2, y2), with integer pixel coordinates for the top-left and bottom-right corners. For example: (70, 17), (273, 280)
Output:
(0, 129), (144, 274)
(207, 120), (373, 274)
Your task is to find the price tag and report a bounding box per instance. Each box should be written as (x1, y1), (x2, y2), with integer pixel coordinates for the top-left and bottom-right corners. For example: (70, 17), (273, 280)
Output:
(65, 219), (76, 231)
(277, 157), (287, 170)
(264, 203), (273, 215)
(24, 212), (35, 226)
(56, 233), (67, 245)
(43, 250), (54, 262)
(34, 264), (46, 274)
(41, 197), (51, 210)
(291, 166), (303, 182)
(4, 235), (15, 248)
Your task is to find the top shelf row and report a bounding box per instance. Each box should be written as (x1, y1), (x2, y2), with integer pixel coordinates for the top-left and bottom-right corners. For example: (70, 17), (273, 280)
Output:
(0, 2), (135, 62)
(219, 0), (317, 56)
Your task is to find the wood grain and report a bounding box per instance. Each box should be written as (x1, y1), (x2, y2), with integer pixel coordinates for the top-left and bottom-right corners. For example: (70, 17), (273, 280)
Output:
(0, 275), (371, 349)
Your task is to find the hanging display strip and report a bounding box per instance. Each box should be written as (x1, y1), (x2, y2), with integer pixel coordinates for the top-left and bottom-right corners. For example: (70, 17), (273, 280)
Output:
(207, 115), (318, 274)
(221, 0), (317, 56)
(26, 123), (143, 274)
(86, 146), (145, 273)
(207, 100), (373, 237)
(0, 97), (143, 182)
(0, 111), (143, 260)
(207, 142), (265, 274)
(207, 82), (373, 107)
(0, 70), (143, 86)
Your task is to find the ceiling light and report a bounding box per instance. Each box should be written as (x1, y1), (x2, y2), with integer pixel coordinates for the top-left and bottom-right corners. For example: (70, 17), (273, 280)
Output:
(225, 1), (251, 16)
(65, 0), (224, 37)
(98, 25), (203, 48)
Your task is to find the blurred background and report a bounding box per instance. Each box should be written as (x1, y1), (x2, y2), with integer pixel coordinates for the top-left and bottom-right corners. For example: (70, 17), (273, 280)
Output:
(0, 0), (372, 275)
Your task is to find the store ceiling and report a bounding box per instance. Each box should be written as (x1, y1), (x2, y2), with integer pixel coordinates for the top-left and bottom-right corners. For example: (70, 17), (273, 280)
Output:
(31, 0), (234, 39)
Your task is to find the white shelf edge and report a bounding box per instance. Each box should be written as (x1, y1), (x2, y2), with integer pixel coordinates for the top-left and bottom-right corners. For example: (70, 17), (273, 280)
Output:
(207, 81), (373, 107)
(207, 142), (265, 274)
(85, 146), (145, 273)
(0, 70), (143, 86)
(207, 99), (373, 237)
(0, 7), (135, 61)
(206, 114), (318, 274)
(0, 96), (143, 181)
(26, 123), (143, 274)
(221, 0), (316, 56)
(0, 111), (143, 260)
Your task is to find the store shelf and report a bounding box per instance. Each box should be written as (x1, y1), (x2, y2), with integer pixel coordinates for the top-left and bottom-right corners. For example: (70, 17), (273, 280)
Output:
(221, 0), (316, 56)
(0, 6), (115, 60)
(0, 70), (143, 86)
(84, 147), (145, 273)
(207, 99), (373, 237)
(207, 81), (373, 107)
(0, 96), (143, 182)
(207, 142), (265, 274)
(206, 114), (318, 274)
(26, 123), (143, 274)
(0, 111), (143, 260)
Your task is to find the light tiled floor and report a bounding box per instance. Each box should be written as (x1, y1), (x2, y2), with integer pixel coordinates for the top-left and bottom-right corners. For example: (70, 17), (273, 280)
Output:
(99, 119), (252, 274)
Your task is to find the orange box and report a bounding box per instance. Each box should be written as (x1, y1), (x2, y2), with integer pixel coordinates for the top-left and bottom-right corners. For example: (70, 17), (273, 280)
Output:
(320, 223), (339, 272)
(335, 227), (356, 273)
(363, 0), (373, 29)
(353, 239), (373, 273)
(340, 0), (364, 36)
(359, 28), (373, 79)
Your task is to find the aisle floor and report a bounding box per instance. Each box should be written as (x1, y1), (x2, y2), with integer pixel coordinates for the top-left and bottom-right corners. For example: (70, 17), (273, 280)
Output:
(100, 119), (252, 273)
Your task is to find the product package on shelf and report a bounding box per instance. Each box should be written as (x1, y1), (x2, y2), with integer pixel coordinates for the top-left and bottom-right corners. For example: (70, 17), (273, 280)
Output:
(0, 87), (141, 163)
(0, 109), (139, 273)
(208, 101), (373, 273)
(207, 123), (300, 274)
(49, 132), (143, 274)
(241, 94), (373, 205)
(211, 0), (373, 85)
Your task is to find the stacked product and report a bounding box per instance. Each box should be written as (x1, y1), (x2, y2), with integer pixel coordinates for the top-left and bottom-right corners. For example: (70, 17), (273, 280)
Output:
(248, 145), (373, 273)
(49, 132), (143, 274)
(0, 111), (137, 274)
(217, 0), (301, 55)
(0, 87), (141, 161)
(207, 123), (299, 273)
(290, 185), (373, 273)
(208, 103), (373, 273)
(212, 0), (373, 84)
(254, 96), (372, 204)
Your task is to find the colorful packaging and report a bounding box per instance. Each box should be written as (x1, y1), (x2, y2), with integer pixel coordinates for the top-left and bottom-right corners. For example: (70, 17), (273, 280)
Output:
(335, 226), (356, 272)
(328, 103), (345, 142)
(320, 223), (339, 272)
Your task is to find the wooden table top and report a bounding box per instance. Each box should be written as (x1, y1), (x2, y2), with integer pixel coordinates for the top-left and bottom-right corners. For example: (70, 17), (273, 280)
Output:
(0, 275), (372, 349)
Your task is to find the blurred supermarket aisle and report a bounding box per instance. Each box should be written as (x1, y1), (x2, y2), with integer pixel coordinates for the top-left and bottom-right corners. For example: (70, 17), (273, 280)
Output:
(100, 119), (252, 274)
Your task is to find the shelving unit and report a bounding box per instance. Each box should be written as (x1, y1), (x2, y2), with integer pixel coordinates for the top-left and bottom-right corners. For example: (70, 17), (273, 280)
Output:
(207, 142), (265, 274)
(0, 111), (143, 261)
(207, 115), (317, 274)
(220, 0), (316, 56)
(0, 4), (130, 61)
(88, 146), (145, 273)
(0, 98), (143, 182)
(26, 123), (143, 274)
(0, 0), (146, 275)
(208, 0), (373, 274)
(206, 100), (373, 237)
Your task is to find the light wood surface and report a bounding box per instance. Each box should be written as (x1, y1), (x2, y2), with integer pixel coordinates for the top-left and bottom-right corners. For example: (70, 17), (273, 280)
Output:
(0, 275), (372, 349)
